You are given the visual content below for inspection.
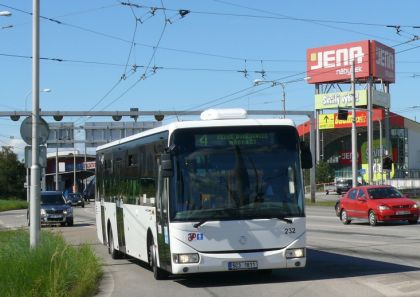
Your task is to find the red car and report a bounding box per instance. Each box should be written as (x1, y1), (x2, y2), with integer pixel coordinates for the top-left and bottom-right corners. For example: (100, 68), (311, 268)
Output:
(337, 185), (419, 226)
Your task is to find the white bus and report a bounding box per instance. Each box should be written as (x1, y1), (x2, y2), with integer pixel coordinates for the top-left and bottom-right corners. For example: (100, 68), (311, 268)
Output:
(95, 108), (312, 279)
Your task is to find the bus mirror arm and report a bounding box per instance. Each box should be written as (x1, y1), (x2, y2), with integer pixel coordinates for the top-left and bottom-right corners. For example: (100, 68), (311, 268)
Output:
(161, 153), (174, 177)
(300, 141), (313, 169)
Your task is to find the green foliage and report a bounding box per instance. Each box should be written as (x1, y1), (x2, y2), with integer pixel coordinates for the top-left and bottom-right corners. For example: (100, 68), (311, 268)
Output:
(0, 199), (28, 212)
(303, 160), (334, 187)
(316, 160), (334, 184)
(0, 147), (26, 199)
(0, 229), (103, 297)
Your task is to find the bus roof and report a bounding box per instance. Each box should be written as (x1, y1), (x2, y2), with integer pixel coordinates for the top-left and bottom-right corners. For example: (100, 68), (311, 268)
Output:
(96, 117), (296, 152)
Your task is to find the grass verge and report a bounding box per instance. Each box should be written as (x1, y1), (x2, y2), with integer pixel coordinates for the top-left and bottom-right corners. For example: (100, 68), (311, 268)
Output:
(0, 229), (103, 297)
(0, 199), (28, 212)
(305, 199), (337, 207)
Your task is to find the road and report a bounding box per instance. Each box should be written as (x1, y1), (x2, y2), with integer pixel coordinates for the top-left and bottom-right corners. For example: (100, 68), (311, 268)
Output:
(1, 203), (419, 297)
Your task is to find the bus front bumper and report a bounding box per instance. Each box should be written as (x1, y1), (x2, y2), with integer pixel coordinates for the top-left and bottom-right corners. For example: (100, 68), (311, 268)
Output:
(170, 241), (306, 274)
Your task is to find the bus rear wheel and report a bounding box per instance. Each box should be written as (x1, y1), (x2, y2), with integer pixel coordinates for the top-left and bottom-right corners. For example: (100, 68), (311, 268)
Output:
(148, 242), (167, 280)
(108, 228), (121, 259)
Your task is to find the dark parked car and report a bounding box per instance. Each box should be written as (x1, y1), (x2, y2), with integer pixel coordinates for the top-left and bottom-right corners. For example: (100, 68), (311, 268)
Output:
(335, 178), (353, 195)
(336, 185), (419, 226)
(28, 191), (74, 227)
(66, 192), (85, 208)
(83, 177), (95, 202)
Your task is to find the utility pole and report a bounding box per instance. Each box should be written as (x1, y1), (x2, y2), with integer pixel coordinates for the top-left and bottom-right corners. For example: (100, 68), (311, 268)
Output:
(29, 0), (40, 248)
(55, 146), (59, 191)
(367, 78), (374, 184)
(379, 119), (383, 184)
(280, 83), (286, 119)
(351, 60), (357, 188)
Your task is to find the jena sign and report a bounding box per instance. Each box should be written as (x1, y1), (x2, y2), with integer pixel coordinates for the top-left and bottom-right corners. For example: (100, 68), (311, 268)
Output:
(307, 40), (395, 84)
(315, 89), (390, 109)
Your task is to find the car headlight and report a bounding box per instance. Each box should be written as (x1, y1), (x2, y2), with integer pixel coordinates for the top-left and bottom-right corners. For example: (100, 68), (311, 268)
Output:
(378, 205), (390, 211)
(40, 208), (46, 216)
(285, 248), (305, 259)
(63, 208), (73, 215)
(412, 204), (418, 209)
(172, 253), (199, 264)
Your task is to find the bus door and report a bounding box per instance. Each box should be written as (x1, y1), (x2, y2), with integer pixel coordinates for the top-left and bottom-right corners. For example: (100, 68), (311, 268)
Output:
(95, 196), (106, 244)
(156, 163), (171, 271)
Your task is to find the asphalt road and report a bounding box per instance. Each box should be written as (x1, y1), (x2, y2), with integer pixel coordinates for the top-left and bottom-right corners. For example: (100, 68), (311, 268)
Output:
(1, 202), (419, 297)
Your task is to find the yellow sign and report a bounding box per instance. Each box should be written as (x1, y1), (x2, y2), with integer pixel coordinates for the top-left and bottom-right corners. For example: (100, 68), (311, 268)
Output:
(318, 114), (335, 130)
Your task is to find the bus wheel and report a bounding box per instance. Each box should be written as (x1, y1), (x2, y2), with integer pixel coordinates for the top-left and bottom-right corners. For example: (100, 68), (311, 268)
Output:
(149, 242), (167, 280)
(108, 228), (120, 259)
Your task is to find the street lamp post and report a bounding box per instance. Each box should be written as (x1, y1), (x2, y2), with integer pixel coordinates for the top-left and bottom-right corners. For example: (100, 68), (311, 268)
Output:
(254, 79), (286, 118)
(25, 88), (51, 111)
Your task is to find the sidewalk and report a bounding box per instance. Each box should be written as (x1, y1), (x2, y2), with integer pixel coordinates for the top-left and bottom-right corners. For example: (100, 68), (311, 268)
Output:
(305, 191), (341, 202)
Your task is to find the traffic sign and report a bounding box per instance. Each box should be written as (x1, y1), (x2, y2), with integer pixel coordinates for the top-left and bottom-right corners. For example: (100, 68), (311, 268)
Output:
(20, 116), (50, 145)
(24, 145), (47, 168)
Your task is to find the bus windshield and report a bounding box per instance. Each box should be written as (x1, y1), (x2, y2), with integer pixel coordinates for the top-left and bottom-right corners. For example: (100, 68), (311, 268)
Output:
(169, 126), (305, 222)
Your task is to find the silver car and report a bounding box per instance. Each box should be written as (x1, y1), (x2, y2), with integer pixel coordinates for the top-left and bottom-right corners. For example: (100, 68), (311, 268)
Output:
(28, 191), (74, 226)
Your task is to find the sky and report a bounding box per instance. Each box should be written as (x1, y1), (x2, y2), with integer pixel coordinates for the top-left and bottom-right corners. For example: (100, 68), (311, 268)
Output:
(1, 0), (420, 159)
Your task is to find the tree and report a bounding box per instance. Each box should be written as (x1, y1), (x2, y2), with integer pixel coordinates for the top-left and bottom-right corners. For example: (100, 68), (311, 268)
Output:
(0, 146), (26, 199)
(316, 160), (334, 184)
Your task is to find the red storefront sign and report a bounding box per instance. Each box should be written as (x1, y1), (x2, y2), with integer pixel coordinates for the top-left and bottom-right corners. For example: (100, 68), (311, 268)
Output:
(307, 40), (395, 84)
(339, 150), (361, 165)
(307, 40), (370, 84)
(371, 40), (395, 83)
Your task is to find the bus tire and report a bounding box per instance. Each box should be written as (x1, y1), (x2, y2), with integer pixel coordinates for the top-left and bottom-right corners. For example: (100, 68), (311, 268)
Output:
(149, 242), (167, 280)
(108, 228), (121, 259)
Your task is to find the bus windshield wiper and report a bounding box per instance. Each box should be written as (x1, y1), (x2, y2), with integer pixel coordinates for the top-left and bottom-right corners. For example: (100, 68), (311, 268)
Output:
(193, 220), (207, 228)
(272, 216), (293, 224)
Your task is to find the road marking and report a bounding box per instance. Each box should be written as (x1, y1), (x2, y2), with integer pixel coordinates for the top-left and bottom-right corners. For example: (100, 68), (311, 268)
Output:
(360, 272), (420, 297)
(308, 235), (388, 246)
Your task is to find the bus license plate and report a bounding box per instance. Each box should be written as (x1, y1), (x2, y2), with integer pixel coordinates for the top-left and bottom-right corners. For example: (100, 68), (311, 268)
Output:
(228, 261), (258, 271)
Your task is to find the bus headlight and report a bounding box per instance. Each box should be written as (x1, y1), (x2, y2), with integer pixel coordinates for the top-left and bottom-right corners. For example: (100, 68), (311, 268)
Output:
(40, 208), (46, 217)
(173, 253), (199, 264)
(286, 248), (305, 259)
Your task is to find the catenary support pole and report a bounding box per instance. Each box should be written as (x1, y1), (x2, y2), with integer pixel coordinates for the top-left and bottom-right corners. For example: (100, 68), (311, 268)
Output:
(310, 114), (316, 203)
(30, 0), (40, 248)
(351, 60), (358, 188)
(367, 77), (374, 184)
(315, 84), (320, 164)
(55, 146), (59, 191)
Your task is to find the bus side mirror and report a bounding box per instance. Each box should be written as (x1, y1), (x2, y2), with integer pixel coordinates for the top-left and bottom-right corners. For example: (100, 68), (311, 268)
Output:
(161, 153), (173, 177)
(300, 141), (313, 169)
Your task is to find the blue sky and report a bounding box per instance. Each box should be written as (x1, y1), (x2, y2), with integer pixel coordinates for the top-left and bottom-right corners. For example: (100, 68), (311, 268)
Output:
(1, 0), (420, 158)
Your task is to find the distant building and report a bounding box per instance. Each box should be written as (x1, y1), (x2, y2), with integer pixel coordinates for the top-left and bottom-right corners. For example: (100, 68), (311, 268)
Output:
(297, 109), (420, 180)
(45, 150), (95, 194)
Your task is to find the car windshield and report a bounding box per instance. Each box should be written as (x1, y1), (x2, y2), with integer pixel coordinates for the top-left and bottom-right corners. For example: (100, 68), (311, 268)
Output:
(41, 194), (65, 205)
(337, 179), (351, 185)
(169, 126), (305, 222)
(367, 187), (403, 199)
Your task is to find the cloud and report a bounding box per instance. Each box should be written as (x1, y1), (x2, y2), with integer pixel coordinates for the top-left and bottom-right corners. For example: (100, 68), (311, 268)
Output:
(8, 138), (26, 161)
